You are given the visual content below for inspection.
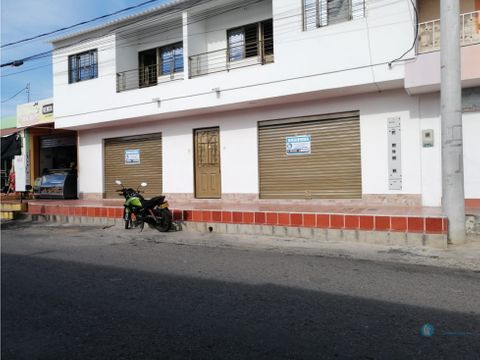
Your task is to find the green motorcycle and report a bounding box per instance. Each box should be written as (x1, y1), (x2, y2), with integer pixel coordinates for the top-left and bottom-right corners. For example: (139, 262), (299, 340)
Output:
(115, 180), (172, 232)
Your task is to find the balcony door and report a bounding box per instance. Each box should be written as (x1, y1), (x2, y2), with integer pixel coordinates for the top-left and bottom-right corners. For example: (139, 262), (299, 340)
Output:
(139, 49), (157, 88)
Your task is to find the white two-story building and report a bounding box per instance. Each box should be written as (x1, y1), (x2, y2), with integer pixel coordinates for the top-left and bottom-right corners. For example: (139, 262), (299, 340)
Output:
(51, 0), (480, 207)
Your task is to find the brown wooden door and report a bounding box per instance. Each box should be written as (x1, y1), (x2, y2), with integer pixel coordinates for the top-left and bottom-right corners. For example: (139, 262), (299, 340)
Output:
(194, 127), (221, 198)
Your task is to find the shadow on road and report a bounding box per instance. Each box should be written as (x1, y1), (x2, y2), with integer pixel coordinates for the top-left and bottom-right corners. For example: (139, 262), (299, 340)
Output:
(2, 253), (479, 359)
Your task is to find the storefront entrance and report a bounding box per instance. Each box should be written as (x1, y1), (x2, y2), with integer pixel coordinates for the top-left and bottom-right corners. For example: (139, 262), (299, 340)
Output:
(104, 133), (163, 199)
(38, 135), (77, 174)
(258, 111), (362, 199)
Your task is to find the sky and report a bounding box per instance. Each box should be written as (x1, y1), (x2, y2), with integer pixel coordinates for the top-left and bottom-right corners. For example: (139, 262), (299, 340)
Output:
(0, 0), (168, 121)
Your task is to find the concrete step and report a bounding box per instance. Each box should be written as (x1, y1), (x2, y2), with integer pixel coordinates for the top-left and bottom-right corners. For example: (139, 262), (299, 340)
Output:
(1, 203), (28, 212)
(1, 211), (15, 220)
(1, 203), (28, 221)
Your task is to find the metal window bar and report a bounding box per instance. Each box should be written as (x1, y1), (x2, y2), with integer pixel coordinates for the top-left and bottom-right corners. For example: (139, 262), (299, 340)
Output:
(189, 37), (274, 78)
(68, 50), (97, 83)
(116, 62), (184, 92)
(303, 0), (365, 30)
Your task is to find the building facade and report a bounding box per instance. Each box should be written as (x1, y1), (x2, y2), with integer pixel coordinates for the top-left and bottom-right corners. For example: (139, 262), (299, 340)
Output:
(51, 0), (480, 207)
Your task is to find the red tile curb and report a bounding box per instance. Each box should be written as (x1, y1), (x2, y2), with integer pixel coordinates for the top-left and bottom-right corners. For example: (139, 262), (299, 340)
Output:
(24, 204), (448, 235)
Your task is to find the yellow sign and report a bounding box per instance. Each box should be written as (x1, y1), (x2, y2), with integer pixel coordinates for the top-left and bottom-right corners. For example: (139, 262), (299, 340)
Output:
(16, 98), (54, 128)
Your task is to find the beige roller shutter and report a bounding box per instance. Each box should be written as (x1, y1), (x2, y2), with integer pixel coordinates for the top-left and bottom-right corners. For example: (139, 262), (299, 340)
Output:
(104, 133), (162, 199)
(258, 111), (361, 199)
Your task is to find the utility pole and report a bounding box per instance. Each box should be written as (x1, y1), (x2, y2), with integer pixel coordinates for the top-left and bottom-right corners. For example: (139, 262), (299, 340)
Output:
(26, 83), (30, 103)
(440, 0), (465, 244)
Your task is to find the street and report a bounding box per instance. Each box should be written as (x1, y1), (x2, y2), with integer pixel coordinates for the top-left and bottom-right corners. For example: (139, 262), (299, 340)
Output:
(2, 222), (480, 359)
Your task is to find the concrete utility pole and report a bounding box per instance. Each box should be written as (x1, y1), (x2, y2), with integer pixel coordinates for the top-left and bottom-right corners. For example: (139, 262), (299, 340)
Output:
(440, 0), (465, 244)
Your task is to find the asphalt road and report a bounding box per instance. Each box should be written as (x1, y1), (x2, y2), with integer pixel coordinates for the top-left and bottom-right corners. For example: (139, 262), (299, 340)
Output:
(2, 222), (480, 359)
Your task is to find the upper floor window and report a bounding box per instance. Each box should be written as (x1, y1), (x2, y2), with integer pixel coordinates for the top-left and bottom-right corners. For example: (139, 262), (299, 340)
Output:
(227, 19), (273, 62)
(138, 42), (183, 88)
(303, 0), (365, 31)
(159, 42), (184, 75)
(68, 49), (98, 84)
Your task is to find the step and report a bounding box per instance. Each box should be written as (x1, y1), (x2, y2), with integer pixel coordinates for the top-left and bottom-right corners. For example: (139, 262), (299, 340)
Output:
(1, 203), (28, 212)
(1, 211), (15, 220)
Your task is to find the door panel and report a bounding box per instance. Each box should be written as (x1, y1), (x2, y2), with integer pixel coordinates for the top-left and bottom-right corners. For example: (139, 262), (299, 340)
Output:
(194, 128), (221, 198)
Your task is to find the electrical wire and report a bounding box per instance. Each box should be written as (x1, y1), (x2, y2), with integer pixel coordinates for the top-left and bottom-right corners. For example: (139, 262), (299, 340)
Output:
(1, 86), (27, 103)
(2, 7), (413, 80)
(0, 0), (259, 67)
(388, 0), (418, 67)
(53, 59), (393, 120)
(1, 0), (416, 110)
(0, 0), (167, 48)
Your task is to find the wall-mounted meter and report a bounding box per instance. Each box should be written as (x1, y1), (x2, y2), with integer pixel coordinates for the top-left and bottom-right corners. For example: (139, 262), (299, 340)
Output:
(388, 117), (402, 190)
(422, 129), (434, 147)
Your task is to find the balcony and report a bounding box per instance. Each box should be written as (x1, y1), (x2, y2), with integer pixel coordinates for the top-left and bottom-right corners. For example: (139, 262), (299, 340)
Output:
(116, 65), (184, 92)
(406, 9), (480, 94)
(417, 10), (480, 54)
(189, 38), (274, 78)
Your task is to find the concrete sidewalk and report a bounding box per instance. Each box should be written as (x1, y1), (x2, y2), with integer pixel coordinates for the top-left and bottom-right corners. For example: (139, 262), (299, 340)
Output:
(3, 219), (480, 272)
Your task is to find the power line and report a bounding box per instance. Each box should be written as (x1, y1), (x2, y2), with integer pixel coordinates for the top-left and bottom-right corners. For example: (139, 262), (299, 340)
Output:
(53, 59), (393, 120)
(0, 0), (265, 69)
(0, 0), (166, 49)
(1, 85), (28, 103)
(1, 0), (414, 80)
(388, 0), (418, 67)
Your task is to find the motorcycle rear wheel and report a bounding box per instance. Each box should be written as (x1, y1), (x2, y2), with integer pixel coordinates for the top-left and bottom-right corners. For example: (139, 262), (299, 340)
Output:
(152, 208), (172, 232)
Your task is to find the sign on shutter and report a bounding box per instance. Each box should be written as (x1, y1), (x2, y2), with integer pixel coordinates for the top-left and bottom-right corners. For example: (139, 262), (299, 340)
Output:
(286, 135), (311, 155)
(124, 149), (140, 165)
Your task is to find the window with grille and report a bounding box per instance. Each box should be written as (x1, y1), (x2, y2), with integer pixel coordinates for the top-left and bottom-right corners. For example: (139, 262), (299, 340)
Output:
(159, 42), (184, 75)
(227, 19), (274, 62)
(68, 49), (98, 83)
(303, 0), (365, 31)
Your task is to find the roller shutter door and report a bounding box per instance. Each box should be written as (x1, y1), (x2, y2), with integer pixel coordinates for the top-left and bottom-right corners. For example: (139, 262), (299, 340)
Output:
(104, 133), (162, 199)
(258, 111), (361, 199)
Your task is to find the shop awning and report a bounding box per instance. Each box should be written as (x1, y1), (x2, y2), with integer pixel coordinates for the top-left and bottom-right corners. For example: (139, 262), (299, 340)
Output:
(1, 133), (22, 160)
(0, 127), (20, 137)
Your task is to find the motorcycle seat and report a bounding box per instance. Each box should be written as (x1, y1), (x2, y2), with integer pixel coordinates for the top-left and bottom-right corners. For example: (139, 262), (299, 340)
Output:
(142, 196), (165, 209)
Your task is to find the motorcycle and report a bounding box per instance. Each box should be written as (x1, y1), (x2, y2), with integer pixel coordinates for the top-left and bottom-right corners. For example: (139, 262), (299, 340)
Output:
(115, 180), (172, 232)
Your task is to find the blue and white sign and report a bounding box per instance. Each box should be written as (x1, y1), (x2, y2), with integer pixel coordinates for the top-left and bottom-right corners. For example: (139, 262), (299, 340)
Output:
(124, 149), (140, 165)
(286, 135), (311, 155)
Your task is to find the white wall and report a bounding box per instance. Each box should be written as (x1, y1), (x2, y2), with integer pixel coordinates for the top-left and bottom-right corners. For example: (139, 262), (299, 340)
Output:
(77, 89), (425, 200)
(418, 93), (480, 205)
(53, 0), (414, 129)
(463, 111), (480, 199)
(53, 34), (118, 119)
(115, 23), (184, 74)
(78, 112), (259, 196)
(419, 93), (442, 206)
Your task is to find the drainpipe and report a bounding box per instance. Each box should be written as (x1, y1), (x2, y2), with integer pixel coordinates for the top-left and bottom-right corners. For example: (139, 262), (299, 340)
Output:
(440, 0), (465, 244)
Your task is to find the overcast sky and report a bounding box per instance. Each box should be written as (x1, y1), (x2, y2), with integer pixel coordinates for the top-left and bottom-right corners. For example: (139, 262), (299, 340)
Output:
(1, 0), (168, 121)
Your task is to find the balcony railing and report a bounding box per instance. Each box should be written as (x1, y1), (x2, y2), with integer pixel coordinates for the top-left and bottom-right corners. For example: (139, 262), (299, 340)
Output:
(189, 38), (274, 78)
(417, 10), (480, 54)
(116, 63), (184, 92)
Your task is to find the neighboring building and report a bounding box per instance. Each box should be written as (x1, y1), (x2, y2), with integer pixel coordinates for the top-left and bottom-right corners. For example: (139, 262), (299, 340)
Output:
(1, 116), (20, 190)
(15, 99), (78, 195)
(50, 0), (480, 206)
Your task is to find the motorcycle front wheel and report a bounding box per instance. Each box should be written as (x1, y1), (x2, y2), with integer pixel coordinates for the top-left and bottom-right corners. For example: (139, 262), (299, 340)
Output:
(152, 208), (172, 232)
